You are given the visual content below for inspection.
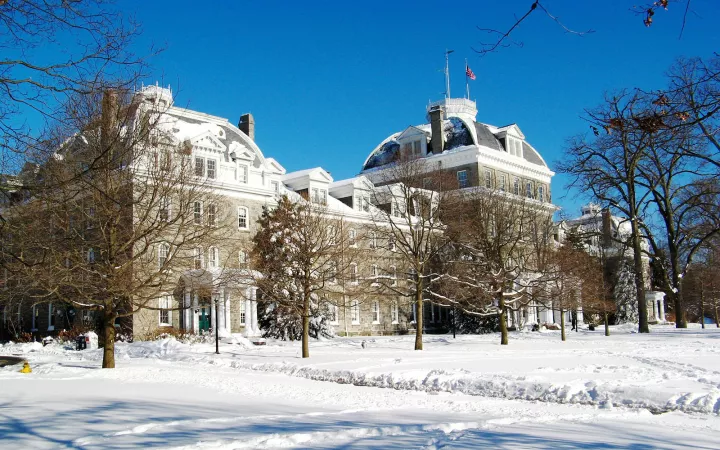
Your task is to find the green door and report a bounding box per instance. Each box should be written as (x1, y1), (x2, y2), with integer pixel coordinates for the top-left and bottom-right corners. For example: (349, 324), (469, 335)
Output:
(198, 306), (211, 332)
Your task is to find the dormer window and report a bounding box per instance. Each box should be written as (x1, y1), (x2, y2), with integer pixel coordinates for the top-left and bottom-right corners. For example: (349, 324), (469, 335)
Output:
(507, 137), (523, 158)
(311, 188), (327, 205)
(195, 156), (216, 179)
(237, 164), (248, 184)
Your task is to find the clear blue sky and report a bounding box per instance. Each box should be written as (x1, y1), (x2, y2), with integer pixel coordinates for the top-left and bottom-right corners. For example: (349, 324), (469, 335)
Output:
(124, 1), (718, 217)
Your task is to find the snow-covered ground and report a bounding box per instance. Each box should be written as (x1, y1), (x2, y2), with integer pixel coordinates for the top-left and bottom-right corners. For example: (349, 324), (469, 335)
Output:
(2, 324), (719, 449)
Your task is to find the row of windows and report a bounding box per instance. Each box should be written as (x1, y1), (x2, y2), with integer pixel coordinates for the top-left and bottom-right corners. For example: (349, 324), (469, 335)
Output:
(157, 245), (249, 270)
(454, 169), (548, 202)
(326, 300), (400, 325)
(159, 201), (251, 230)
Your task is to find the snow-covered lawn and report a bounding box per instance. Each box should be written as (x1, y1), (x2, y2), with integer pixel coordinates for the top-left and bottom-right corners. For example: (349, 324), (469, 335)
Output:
(1, 324), (719, 449)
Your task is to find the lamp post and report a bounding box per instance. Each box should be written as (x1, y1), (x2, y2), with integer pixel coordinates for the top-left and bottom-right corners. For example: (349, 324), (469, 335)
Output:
(213, 294), (219, 355)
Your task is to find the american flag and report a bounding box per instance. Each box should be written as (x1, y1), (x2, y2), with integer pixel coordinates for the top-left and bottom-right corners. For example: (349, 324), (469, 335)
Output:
(466, 65), (476, 80)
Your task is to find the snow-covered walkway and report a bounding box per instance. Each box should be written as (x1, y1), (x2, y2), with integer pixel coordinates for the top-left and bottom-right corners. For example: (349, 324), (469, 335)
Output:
(2, 324), (719, 448)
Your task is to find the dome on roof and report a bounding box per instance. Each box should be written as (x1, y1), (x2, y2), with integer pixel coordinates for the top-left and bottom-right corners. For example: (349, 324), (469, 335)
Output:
(360, 100), (549, 172)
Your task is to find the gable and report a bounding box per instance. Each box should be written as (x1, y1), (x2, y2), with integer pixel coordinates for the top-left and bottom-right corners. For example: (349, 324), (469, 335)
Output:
(189, 131), (226, 154)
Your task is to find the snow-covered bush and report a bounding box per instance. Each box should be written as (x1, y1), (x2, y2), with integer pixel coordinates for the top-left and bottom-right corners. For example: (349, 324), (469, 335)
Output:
(259, 301), (335, 341)
(453, 310), (500, 334)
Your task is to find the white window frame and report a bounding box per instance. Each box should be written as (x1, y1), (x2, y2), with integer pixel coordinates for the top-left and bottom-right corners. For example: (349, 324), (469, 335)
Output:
(238, 163), (249, 184)
(351, 300), (360, 324)
(372, 301), (380, 324)
(485, 169), (492, 189)
(538, 185), (545, 203)
(238, 250), (248, 268)
(48, 303), (55, 331)
(271, 180), (279, 193)
(158, 243), (169, 269)
(206, 158), (216, 179)
(238, 206), (248, 230)
(369, 231), (377, 249)
(391, 266), (397, 286)
(208, 246), (218, 269)
(500, 174), (507, 191)
(159, 295), (172, 326)
(388, 235), (396, 252)
(526, 182), (533, 199)
(207, 203), (216, 227)
(194, 201), (203, 225)
(457, 170), (469, 188)
(348, 229), (356, 247)
(391, 301), (399, 324)
(513, 177), (520, 195)
(240, 301), (246, 323)
(349, 263), (358, 284)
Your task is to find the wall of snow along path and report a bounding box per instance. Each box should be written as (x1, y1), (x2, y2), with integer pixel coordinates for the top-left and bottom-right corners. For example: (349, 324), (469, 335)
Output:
(4, 331), (719, 417)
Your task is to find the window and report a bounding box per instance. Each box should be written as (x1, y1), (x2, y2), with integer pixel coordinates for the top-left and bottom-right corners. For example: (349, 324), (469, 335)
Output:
(351, 300), (360, 324)
(513, 177), (520, 195)
(238, 250), (248, 268)
(369, 231), (377, 249)
(526, 182), (533, 199)
(328, 261), (337, 283)
(195, 157), (204, 177)
(208, 247), (218, 269)
(238, 207), (248, 229)
(240, 301), (246, 323)
(87, 248), (96, 264)
(411, 303), (417, 323)
(392, 201), (401, 218)
(194, 247), (203, 270)
(327, 300), (339, 324)
(371, 264), (379, 283)
(413, 140), (421, 156)
(457, 170), (468, 188)
(388, 236), (396, 251)
(349, 263), (358, 284)
(327, 225), (337, 245)
(48, 303), (55, 330)
(507, 137), (523, 158)
(159, 295), (172, 326)
(312, 188), (327, 205)
(271, 181), (279, 193)
(195, 157), (216, 179)
(32, 305), (39, 331)
(158, 243), (169, 269)
(391, 266), (397, 286)
(485, 169), (492, 189)
(321, 189), (327, 206)
(348, 229), (356, 246)
(194, 201), (203, 225)
(500, 175), (507, 191)
(538, 186), (545, 203)
(372, 301), (380, 323)
(159, 198), (170, 221)
(238, 164), (248, 183)
(391, 301), (399, 324)
(207, 204), (216, 227)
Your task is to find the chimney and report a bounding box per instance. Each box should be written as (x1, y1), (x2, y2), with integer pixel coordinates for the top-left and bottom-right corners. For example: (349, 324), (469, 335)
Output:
(101, 89), (119, 150)
(601, 208), (612, 248)
(429, 107), (444, 154)
(238, 113), (255, 141)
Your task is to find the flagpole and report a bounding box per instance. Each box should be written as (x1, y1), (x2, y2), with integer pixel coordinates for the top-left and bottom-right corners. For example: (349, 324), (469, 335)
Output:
(465, 58), (470, 100)
(445, 49), (454, 99)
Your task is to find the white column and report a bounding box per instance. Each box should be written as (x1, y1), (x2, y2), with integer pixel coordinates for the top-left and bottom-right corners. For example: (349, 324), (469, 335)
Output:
(251, 288), (259, 335)
(658, 297), (666, 322)
(184, 288), (192, 332)
(224, 290), (231, 332)
(217, 289), (226, 336)
(192, 292), (199, 332)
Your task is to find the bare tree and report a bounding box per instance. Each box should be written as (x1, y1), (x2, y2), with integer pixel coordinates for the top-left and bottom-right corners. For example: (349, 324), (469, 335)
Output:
(368, 154), (454, 351)
(0, 88), (228, 367)
(0, 0), (152, 174)
(435, 188), (555, 345)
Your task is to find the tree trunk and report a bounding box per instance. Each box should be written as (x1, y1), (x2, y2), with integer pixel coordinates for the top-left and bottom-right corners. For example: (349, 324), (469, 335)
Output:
(102, 312), (116, 369)
(604, 311), (610, 336)
(414, 279), (423, 350)
(700, 292), (705, 329)
(560, 308), (566, 342)
(674, 288), (687, 329)
(302, 294), (310, 358)
(499, 295), (508, 345)
(714, 305), (719, 328)
(630, 213), (649, 333)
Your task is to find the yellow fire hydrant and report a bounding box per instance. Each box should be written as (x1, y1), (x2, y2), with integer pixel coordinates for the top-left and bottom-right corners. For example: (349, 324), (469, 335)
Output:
(20, 362), (32, 374)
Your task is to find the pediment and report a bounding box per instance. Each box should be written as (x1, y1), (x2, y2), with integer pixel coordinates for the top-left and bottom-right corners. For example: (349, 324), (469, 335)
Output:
(397, 126), (429, 141)
(189, 131), (226, 153)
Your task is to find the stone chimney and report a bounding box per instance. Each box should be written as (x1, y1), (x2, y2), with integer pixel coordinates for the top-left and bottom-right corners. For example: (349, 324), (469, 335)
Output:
(429, 107), (444, 154)
(101, 89), (119, 150)
(238, 113), (255, 141)
(601, 208), (613, 248)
